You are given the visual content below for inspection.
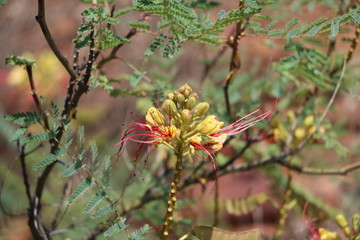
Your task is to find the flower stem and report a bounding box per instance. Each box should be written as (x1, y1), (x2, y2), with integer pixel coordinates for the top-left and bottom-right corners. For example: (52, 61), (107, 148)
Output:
(160, 153), (183, 240)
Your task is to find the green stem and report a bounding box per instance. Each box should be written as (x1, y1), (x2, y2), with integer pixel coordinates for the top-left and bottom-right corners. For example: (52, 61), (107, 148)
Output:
(160, 153), (183, 240)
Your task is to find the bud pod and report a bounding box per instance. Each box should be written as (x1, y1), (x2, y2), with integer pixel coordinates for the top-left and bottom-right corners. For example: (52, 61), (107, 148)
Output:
(162, 99), (178, 116)
(193, 102), (210, 120)
(146, 107), (166, 126)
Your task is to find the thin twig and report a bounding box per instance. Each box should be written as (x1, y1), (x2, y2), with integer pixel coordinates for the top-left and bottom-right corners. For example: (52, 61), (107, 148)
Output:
(35, 0), (79, 80)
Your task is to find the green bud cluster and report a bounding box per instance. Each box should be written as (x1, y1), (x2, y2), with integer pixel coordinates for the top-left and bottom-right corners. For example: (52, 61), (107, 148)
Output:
(335, 213), (360, 239)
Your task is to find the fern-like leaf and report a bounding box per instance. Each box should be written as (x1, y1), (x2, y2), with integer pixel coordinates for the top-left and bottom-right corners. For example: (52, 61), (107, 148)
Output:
(33, 148), (67, 171)
(129, 21), (150, 30)
(4, 111), (42, 122)
(23, 131), (55, 144)
(244, 0), (260, 9)
(103, 218), (128, 237)
(96, 28), (131, 50)
(61, 161), (84, 178)
(68, 177), (93, 204)
(9, 126), (28, 142)
(90, 205), (118, 219)
(129, 224), (151, 240)
(83, 191), (106, 214)
(5, 55), (36, 67)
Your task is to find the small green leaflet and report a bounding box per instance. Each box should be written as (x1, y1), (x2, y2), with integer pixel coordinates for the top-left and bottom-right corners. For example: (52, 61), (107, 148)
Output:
(330, 19), (340, 38)
(130, 71), (146, 87)
(23, 131), (55, 144)
(129, 21), (150, 30)
(5, 55), (36, 67)
(83, 191), (105, 214)
(90, 205), (118, 219)
(68, 177), (93, 204)
(129, 224), (151, 240)
(33, 148), (67, 171)
(104, 218), (128, 237)
(9, 127), (27, 142)
(61, 161), (84, 178)
(244, 0), (260, 9)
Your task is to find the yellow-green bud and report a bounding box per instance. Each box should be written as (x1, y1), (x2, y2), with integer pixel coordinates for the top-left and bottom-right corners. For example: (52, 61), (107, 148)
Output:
(294, 128), (305, 140)
(162, 99), (178, 116)
(185, 96), (196, 110)
(175, 93), (185, 106)
(304, 115), (315, 127)
(191, 92), (199, 99)
(181, 109), (191, 124)
(352, 214), (360, 232)
(287, 111), (296, 123)
(183, 89), (191, 98)
(167, 93), (175, 101)
(193, 102), (210, 120)
(196, 115), (224, 135)
(336, 214), (350, 237)
(146, 107), (166, 126)
(178, 83), (192, 96)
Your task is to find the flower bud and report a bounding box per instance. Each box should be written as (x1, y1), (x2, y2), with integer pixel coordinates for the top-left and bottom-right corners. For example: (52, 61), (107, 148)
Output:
(196, 115), (223, 135)
(167, 93), (175, 101)
(287, 111), (296, 123)
(352, 214), (360, 232)
(336, 214), (350, 236)
(183, 89), (191, 98)
(185, 96), (196, 110)
(162, 99), (178, 116)
(294, 128), (305, 140)
(146, 107), (166, 126)
(181, 109), (191, 124)
(193, 102), (210, 120)
(175, 93), (185, 106)
(304, 115), (315, 127)
(178, 83), (192, 96)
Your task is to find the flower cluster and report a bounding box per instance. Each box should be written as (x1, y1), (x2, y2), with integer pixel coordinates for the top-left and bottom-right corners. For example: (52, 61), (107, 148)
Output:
(115, 84), (276, 167)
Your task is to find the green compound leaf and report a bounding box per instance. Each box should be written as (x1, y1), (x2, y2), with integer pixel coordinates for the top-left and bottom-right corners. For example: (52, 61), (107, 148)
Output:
(114, 7), (132, 17)
(130, 71), (147, 87)
(23, 131), (55, 144)
(244, 0), (260, 9)
(5, 55), (36, 67)
(129, 224), (151, 240)
(4, 111), (41, 122)
(330, 19), (340, 38)
(104, 218), (128, 237)
(286, 29), (301, 40)
(90, 205), (118, 219)
(9, 126), (28, 143)
(61, 161), (84, 178)
(33, 148), (67, 171)
(83, 191), (106, 214)
(129, 21), (151, 30)
(350, 11), (360, 24)
(268, 29), (283, 36)
(68, 177), (93, 204)
(96, 28), (131, 50)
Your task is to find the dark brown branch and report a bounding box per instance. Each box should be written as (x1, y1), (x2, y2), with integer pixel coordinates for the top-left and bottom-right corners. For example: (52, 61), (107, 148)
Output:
(19, 144), (33, 206)
(25, 66), (51, 131)
(35, 0), (79, 80)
